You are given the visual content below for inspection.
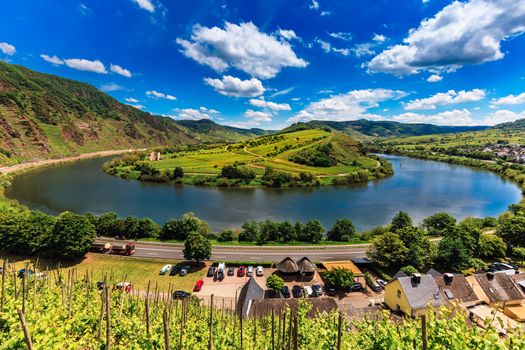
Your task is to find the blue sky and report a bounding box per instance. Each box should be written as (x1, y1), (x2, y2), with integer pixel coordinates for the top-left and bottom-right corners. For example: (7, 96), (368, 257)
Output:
(1, 0), (525, 129)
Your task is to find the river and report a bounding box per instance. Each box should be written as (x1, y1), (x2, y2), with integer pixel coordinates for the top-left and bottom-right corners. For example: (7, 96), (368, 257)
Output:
(5, 154), (521, 231)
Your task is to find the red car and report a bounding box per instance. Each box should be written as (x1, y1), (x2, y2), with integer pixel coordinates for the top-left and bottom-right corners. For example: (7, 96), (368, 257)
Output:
(237, 266), (246, 277)
(194, 279), (204, 292)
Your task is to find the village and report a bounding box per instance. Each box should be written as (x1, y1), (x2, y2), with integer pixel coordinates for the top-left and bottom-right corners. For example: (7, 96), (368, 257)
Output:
(482, 143), (525, 163)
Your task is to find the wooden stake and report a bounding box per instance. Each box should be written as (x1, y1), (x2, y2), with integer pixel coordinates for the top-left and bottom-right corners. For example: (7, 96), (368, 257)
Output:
(163, 309), (170, 350)
(105, 284), (111, 349)
(336, 312), (342, 350)
(239, 310), (243, 350)
(293, 313), (298, 350)
(271, 309), (275, 350)
(145, 281), (151, 335)
(0, 259), (6, 313)
(287, 311), (292, 350)
(208, 294), (214, 350)
(421, 315), (428, 350)
(17, 308), (33, 350)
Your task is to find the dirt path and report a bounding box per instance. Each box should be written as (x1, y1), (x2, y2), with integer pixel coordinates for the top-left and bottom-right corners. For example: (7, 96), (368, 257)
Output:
(0, 148), (146, 175)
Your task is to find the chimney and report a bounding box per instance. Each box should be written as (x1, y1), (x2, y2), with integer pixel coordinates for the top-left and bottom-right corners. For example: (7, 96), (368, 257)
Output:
(444, 273), (454, 285)
(487, 271), (495, 280)
(411, 273), (421, 285)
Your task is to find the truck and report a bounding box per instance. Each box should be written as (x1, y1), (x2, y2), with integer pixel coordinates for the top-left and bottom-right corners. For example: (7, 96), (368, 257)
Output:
(91, 241), (112, 253)
(110, 242), (136, 256)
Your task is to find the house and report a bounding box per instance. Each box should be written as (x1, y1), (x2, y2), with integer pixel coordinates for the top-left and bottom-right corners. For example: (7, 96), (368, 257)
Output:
(236, 277), (265, 318)
(467, 304), (519, 335)
(433, 273), (478, 307)
(276, 257), (299, 275)
(248, 298), (339, 318)
(384, 273), (443, 316)
(297, 257), (316, 277)
(149, 152), (161, 161)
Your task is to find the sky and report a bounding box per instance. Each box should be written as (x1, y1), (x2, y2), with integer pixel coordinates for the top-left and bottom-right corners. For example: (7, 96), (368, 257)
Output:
(1, 0), (525, 130)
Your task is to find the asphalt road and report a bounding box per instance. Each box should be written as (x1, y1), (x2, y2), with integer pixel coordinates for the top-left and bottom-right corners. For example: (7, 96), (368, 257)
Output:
(132, 242), (370, 262)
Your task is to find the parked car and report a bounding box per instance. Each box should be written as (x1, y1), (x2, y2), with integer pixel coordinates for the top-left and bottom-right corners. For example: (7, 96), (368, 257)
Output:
(207, 266), (216, 277)
(17, 269), (34, 279)
(228, 266), (235, 276)
(170, 266), (181, 276)
(256, 266), (264, 277)
(160, 264), (172, 275)
(324, 284), (336, 296)
(194, 279), (204, 292)
(172, 290), (191, 299)
(96, 281), (104, 290)
(348, 282), (364, 292)
(312, 284), (323, 297)
(292, 285), (302, 298)
(376, 279), (387, 289)
(488, 262), (518, 275)
(303, 286), (314, 297)
(179, 266), (191, 276)
(367, 279), (382, 292)
(247, 266), (254, 277)
(216, 263), (225, 281)
(115, 282), (132, 293)
(237, 266), (246, 277)
(281, 286), (291, 298)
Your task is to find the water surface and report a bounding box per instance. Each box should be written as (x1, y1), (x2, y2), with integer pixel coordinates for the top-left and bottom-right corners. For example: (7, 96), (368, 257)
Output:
(5, 155), (521, 231)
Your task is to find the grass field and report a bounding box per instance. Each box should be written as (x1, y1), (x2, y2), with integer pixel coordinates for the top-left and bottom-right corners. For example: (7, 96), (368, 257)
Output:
(0, 253), (205, 292)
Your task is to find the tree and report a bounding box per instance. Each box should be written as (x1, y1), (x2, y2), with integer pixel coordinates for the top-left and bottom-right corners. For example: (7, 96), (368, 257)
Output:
(239, 221), (260, 242)
(16, 210), (56, 255)
(422, 212), (456, 236)
(160, 213), (209, 241)
(217, 229), (235, 242)
(397, 226), (436, 270)
(266, 274), (285, 292)
(183, 233), (211, 263)
(367, 232), (408, 269)
(94, 212), (122, 237)
(278, 221), (297, 242)
(259, 220), (280, 243)
(323, 268), (354, 289)
(300, 220), (324, 243)
(399, 265), (418, 275)
(390, 211), (413, 232)
(121, 217), (160, 239)
(512, 247), (525, 265)
(327, 219), (357, 242)
(173, 166), (184, 179)
(436, 237), (471, 272)
(49, 212), (96, 260)
(453, 220), (482, 257)
(478, 233), (507, 259)
(497, 215), (525, 249)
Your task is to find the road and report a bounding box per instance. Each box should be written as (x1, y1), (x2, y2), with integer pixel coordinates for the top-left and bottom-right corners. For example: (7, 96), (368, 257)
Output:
(130, 241), (370, 262)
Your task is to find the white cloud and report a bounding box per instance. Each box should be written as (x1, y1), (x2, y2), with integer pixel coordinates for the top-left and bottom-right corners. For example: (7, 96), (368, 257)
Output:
(278, 29), (299, 41)
(64, 58), (107, 73)
(110, 64), (132, 78)
(404, 89), (486, 110)
(483, 110), (525, 124)
(315, 39), (349, 56)
(128, 104), (145, 109)
(367, 0), (525, 76)
(176, 108), (214, 120)
(176, 22), (307, 79)
(352, 43), (376, 57)
(132, 0), (155, 13)
(491, 92), (525, 106)
(389, 109), (525, 126)
(426, 74), (443, 83)
(146, 90), (176, 100)
(244, 109), (273, 122)
(0, 42), (16, 56)
(289, 88), (407, 123)
(100, 83), (124, 92)
(40, 54), (64, 65)
(309, 0), (320, 10)
(320, 11), (331, 16)
(372, 34), (387, 42)
(249, 97), (291, 111)
(204, 75), (265, 97)
(328, 32), (353, 41)
(125, 97), (140, 103)
(270, 87), (294, 98)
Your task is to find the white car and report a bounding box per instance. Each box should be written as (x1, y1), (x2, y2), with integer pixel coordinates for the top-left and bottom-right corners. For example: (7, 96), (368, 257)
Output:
(160, 264), (172, 275)
(256, 266), (264, 277)
(303, 286), (313, 297)
(247, 266), (254, 277)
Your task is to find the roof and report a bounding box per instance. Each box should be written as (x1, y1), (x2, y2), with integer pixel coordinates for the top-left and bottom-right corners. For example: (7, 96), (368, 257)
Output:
(511, 273), (525, 292)
(248, 298), (339, 318)
(276, 257), (299, 274)
(390, 270), (408, 281)
(472, 273), (524, 303)
(322, 260), (362, 275)
(504, 304), (525, 322)
(433, 274), (478, 303)
(397, 275), (444, 310)
(237, 277), (265, 318)
(468, 304), (519, 334)
(297, 257), (316, 274)
(426, 268), (443, 277)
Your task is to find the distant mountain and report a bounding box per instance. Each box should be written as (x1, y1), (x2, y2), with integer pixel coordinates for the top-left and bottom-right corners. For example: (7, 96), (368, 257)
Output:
(492, 118), (525, 131)
(283, 120), (489, 139)
(174, 119), (271, 142)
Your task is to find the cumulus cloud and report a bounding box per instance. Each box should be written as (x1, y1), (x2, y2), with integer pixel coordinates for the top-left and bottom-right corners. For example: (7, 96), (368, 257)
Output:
(367, 0), (525, 76)
(204, 75), (265, 97)
(100, 83), (124, 92)
(328, 32), (353, 41)
(175, 107), (219, 120)
(278, 29), (299, 41)
(40, 54), (64, 65)
(288, 88), (407, 123)
(110, 64), (132, 78)
(244, 109), (273, 122)
(315, 39), (349, 56)
(389, 109), (525, 126)
(0, 42), (16, 56)
(426, 74), (443, 83)
(146, 90), (176, 100)
(125, 98), (140, 103)
(176, 22), (307, 79)
(132, 0), (155, 12)
(249, 97), (291, 111)
(403, 89), (486, 110)
(491, 92), (525, 106)
(372, 34), (387, 42)
(64, 58), (107, 73)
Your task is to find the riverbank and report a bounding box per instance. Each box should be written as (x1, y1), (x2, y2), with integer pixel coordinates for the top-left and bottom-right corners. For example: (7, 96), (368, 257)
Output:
(0, 148), (146, 175)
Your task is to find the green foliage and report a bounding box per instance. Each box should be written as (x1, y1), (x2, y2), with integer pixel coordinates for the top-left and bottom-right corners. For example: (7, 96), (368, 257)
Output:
(397, 226), (436, 270)
(289, 143), (337, 167)
(300, 220), (324, 244)
(93, 212), (122, 237)
(266, 274), (285, 291)
(49, 211), (96, 260)
(217, 229), (235, 242)
(262, 167), (296, 187)
(367, 232), (408, 269)
(399, 265), (418, 275)
(121, 216), (160, 239)
(323, 267), (355, 289)
(173, 166), (184, 179)
(239, 221), (260, 242)
(497, 215), (525, 249)
(327, 219), (357, 242)
(220, 165), (256, 180)
(436, 237), (471, 272)
(183, 232), (212, 262)
(160, 213), (209, 240)
(512, 247), (525, 263)
(422, 212), (457, 236)
(478, 233), (507, 259)
(390, 211), (413, 232)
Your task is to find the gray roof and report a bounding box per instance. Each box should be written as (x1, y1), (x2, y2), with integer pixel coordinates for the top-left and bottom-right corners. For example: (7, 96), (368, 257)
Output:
(398, 275), (444, 310)
(237, 277), (265, 318)
(474, 273), (524, 303)
(426, 268), (443, 277)
(391, 270), (408, 281)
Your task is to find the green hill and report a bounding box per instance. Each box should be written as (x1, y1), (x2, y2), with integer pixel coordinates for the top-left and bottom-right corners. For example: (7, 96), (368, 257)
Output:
(174, 119), (271, 142)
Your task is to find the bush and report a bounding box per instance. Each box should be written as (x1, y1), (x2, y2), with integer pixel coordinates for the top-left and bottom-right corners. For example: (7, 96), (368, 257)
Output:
(266, 274), (285, 291)
(217, 229), (235, 242)
(220, 165), (256, 180)
(323, 267), (354, 289)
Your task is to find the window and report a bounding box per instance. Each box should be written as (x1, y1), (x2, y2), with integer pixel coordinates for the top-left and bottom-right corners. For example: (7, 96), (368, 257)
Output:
(397, 289), (401, 299)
